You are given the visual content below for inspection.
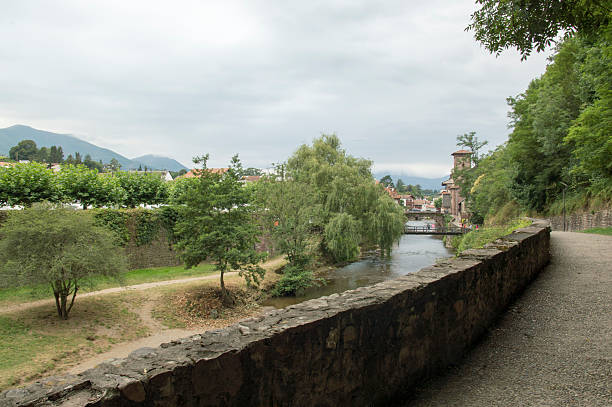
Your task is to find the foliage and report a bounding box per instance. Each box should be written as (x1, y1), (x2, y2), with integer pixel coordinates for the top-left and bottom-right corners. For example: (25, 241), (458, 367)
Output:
(93, 209), (130, 245)
(134, 209), (161, 246)
(114, 171), (168, 208)
(0, 206), (127, 319)
(256, 176), (321, 267)
(457, 24), (612, 221)
(0, 162), (60, 207)
(379, 175), (394, 188)
(466, 0), (612, 59)
(324, 212), (361, 263)
(456, 131), (488, 166)
(58, 165), (124, 209)
(172, 154), (267, 304)
(286, 134), (405, 259)
(451, 218), (532, 254)
(270, 265), (322, 297)
(9, 140), (37, 161)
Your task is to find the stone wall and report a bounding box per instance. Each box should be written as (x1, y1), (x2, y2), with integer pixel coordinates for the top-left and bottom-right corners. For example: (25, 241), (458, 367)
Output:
(0, 221), (550, 407)
(549, 208), (612, 231)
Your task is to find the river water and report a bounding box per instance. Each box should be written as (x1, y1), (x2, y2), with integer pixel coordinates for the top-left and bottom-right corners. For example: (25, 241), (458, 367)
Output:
(263, 220), (453, 308)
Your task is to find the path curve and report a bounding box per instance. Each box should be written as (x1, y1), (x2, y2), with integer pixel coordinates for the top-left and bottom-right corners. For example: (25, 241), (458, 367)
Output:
(0, 272), (238, 315)
(404, 231), (612, 406)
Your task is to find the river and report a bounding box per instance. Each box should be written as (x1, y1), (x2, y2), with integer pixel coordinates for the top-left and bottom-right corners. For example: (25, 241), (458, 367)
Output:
(262, 220), (453, 308)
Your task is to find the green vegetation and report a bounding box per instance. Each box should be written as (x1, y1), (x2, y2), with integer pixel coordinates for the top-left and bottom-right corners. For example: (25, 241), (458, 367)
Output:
(172, 154), (266, 305)
(257, 135), (405, 296)
(455, 16), (612, 223)
(467, 0), (611, 60)
(580, 227), (612, 236)
(451, 218), (532, 254)
(0, 206), (127, 318)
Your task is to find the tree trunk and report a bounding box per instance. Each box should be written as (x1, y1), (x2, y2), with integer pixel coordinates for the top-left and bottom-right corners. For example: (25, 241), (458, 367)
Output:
(60, 293), (68, 319)
(219, 270), (234, 306)
(53, 289), (62, 318)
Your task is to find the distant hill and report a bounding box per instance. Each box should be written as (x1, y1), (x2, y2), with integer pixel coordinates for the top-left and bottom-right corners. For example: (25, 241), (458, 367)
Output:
(131, 154), (188, 171)
(373, 172), (448, 191)
(0, 125), (187, 171)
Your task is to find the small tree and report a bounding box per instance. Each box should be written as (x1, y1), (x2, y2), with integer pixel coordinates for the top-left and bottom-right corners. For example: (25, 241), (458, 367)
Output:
(0, 206), (127, 319)
(173, 154), (266, 305)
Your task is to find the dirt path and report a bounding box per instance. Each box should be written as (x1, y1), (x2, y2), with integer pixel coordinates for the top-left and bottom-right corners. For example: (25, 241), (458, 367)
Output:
(44, 257), (283, 375)
(0, 257), (286, 315)
(404, 231), (612, 406)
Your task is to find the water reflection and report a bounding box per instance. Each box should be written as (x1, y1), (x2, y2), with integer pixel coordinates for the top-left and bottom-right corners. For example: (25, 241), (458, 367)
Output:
(262, 220), (452, 308)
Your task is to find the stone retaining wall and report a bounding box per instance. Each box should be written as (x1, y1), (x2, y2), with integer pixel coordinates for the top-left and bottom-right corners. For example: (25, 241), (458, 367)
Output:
(549, 209), (612, 231)
(0, 221), (550, 407)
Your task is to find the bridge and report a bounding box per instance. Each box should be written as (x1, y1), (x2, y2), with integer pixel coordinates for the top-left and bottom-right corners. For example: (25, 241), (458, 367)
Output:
(404, 225), (468, 235)
(404, 210), (445, 227)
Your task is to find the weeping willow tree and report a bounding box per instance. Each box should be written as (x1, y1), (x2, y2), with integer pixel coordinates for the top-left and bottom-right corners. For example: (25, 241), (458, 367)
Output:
(273, 134), (404, 263)
(258, 135), (404, 295)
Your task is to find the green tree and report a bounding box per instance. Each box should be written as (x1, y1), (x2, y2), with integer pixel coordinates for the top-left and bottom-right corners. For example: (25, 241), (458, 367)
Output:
(0, 206), (127, 319)
(83, 154), (103, 172)
(115, 171), (168, 208)
(173, 155), (266, 304)
(379, 175), (394, 188)
(58, 165), (124, 209)
(49, 146), (64, 163)
(434, 197), (442, 210)
(456, 131), (488, 166)
(33, 147), (50, 163)
(0, 162), (60, 207)
(286, 135), (405, 260)
(256, 175), (321, 268)
(9, 140), (38, 161)
(108, 158), (121, 172)
(466, 0), (612, 59)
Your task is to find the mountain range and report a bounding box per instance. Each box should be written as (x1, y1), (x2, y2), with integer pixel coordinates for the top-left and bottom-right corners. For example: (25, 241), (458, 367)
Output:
(0, 125), (188, 171)
(372, 172), (448, 191)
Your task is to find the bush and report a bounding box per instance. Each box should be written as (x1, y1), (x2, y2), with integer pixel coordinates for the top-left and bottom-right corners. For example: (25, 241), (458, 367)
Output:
(271, 265), (323, 297)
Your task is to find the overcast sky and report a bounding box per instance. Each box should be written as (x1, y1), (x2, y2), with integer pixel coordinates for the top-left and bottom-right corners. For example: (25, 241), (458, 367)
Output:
(0, 0), (551, 177)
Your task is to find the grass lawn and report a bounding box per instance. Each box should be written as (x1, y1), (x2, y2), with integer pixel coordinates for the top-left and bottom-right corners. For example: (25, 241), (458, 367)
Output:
(0, 263), (217, 307)
(0, 292), (150, 390)
(580, 227), (612, 236)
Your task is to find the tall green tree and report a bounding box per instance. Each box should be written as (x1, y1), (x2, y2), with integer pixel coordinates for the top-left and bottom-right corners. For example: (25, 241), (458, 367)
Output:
(286, 135), (405, 261)
(456, 131), (488, 166)
(0, 206), (127, 319)
(9, 140), (38, 161)
(173, 155), (266, 304)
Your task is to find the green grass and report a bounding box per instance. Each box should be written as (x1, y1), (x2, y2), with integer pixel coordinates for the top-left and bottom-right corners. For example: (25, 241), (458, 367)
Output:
(0, 293), (149, 390)
(451, 218), (532, 254)
(580, 227), (612, 236)
(0, 263), (217, 307)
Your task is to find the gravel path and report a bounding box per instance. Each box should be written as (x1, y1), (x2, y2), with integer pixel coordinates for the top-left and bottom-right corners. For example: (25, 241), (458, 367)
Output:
(404, 231), (612, 406)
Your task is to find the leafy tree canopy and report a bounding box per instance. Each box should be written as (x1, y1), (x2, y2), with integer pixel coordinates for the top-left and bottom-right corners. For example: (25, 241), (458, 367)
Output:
(172, 154), (266, 304)
(467, 0), (612, 59)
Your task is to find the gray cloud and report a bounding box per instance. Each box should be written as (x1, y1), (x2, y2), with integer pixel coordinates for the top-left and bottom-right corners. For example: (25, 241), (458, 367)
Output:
(0, 0), (550, 177)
